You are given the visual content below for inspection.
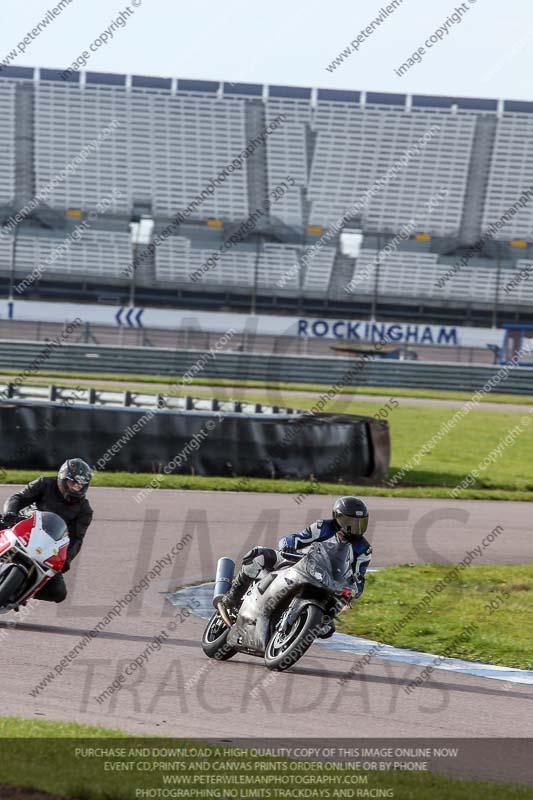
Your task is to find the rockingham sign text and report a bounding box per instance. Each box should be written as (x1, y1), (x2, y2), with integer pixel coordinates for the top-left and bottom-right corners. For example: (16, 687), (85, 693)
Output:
(297, 319), (462, 346)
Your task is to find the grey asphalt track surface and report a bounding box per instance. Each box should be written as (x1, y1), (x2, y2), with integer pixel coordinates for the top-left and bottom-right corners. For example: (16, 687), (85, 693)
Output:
(0, 487), (531, 783)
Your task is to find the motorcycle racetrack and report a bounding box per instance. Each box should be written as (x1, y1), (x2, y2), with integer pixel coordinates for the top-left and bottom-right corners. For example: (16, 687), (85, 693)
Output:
(0, 487), (532, 783)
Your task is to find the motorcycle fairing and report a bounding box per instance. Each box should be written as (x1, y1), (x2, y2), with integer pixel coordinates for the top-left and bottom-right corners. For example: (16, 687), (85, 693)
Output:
(0, 530), (16, 555)
(0, 511), (70, 611)
(226, 565), (325, 654)
(13, 513), (69, 569)
(226, 568), (293, 653)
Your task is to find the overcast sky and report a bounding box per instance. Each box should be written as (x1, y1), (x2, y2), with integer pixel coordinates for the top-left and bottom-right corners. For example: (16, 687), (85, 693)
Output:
(1, 0), (532, 101)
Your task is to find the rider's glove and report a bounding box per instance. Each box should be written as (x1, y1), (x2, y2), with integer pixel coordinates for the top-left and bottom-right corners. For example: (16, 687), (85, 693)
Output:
(2, 511), (19, 528)
(278, 537), (295, 554)
(350, 575), (363, 596)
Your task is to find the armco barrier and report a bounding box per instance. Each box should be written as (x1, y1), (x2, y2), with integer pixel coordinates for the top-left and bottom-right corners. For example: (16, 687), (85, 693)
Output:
(0, 382), (298, 413)
(0, 402), (390, 482)
(1, 340), (533, 395)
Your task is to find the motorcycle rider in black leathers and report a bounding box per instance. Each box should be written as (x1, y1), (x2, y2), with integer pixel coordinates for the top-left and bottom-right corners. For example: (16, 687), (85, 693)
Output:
(222, 496), (372, 634)
(2, 458), (93, 603)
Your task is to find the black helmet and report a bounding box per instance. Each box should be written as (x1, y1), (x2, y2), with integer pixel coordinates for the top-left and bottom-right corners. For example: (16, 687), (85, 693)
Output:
(57, 458), (92, 502)
(333, 496), (369, 541)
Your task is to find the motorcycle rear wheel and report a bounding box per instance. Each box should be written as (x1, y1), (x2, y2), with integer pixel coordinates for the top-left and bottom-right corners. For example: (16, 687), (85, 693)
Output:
(201, 611), (237, 661)
(0, 564), (27, 607)
(264, 604), (323, 671)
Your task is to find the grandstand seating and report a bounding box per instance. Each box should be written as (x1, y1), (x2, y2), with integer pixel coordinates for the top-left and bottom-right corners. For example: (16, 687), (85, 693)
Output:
(349, 249), (441, 298)
(504, 260), (533, 303)
(0, 81), (16, 206)
(310, 100), (476, 235)
(155, 236), (256, 286)
(154, 236), (334, 293)
(0, 67), (532, 314)
(14, 230), (132, 279)
(302, 245), (335, 292)
(481, 106), (533, 240)
(348, 248), (533, 305)
(265, 95), (310, 228)
(0, 232), (13, 273)
(259, 243), (299, 290)
(34, 82), (129, 215)
(154, 236), (191, 283)
(34, 78), (249, 220)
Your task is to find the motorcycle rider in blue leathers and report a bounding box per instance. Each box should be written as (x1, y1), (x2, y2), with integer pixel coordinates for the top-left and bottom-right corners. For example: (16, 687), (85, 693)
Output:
(222, 496), (372, 635)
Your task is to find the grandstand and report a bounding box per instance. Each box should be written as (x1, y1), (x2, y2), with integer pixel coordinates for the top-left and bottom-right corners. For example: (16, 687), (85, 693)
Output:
(0, 66), (533, 324)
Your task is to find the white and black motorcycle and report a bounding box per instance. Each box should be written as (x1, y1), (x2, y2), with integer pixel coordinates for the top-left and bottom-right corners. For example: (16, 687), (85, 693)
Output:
(202, 538), (355, 671)
(0, 511), (69, 612)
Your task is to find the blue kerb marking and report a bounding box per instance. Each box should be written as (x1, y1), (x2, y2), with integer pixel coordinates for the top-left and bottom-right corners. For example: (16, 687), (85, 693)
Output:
(166, 583), (533, 686)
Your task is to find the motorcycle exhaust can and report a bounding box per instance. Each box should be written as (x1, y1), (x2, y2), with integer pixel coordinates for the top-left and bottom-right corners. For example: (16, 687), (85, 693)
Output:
(212, 557), (235, 609)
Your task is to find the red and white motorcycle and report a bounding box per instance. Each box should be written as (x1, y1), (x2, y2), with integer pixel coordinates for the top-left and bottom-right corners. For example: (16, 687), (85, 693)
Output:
(0, 511), (69, 612)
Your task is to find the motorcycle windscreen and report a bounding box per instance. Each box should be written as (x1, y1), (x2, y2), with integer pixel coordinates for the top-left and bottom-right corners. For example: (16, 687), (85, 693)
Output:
(319, 540), (353, 585)
(40, 512), (68, 541)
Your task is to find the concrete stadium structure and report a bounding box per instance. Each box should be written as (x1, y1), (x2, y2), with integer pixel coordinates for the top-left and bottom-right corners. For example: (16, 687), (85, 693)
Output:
(0, 66), (533, 324)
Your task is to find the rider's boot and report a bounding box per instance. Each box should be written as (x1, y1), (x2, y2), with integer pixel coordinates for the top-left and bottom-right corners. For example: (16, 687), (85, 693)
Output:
(221, 569), (253, 615)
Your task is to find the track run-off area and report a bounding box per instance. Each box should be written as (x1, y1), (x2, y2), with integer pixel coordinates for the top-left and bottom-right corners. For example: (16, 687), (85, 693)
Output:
(0, 487), (531, 783)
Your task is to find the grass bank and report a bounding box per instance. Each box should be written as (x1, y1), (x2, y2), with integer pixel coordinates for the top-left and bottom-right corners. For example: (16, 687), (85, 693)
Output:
(1, 469), (533, 502)
(340, 564), (533, 670)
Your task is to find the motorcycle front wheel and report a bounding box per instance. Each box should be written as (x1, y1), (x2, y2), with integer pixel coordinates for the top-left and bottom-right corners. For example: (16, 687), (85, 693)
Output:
(0, 564), (27, 607)
(264, 604), (323, 671)
(201, 611), (237, 661)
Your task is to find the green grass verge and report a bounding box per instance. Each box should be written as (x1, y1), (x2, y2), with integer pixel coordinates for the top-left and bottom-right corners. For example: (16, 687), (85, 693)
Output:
(340, 564), (533, 670)
(0, 717), (531, 799)
(205, 392), (533, 494)
(2, 366), (532, 405)
(2, 469), (533, 502)
(379, 402), (533, 494)
(0, 716), (125, 738)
